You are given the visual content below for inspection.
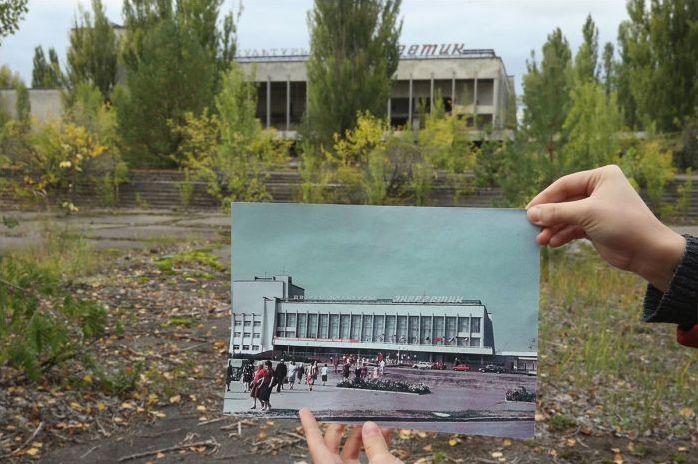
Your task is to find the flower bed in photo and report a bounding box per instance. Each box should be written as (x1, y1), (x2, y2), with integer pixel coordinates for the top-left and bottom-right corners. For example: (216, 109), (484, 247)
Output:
(336, 377), (431, 394)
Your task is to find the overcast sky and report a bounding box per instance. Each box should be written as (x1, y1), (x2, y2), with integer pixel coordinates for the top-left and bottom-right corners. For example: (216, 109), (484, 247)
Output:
(0, 0), (629, 94)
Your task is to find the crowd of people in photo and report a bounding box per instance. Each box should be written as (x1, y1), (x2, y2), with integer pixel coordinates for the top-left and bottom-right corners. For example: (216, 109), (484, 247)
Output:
(226, 352), (401, 413)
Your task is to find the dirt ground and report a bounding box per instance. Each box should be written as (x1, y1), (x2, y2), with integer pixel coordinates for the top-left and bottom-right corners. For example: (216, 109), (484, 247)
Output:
(1, 210), (696, 463)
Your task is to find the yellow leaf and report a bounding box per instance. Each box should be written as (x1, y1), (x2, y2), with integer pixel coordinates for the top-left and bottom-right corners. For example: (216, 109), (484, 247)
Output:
(502, 439), (512, 447)
(196, 405), (206, 412)
(25, 448), (40, 456)
(398, 429), (412, 440)
(491, 451), (503, 458)
(96, 402), (106, 412)
(151, 411), (166, 418)
(169, 395), (181, 404)
(448, 437), (460, 447)
(82, 374), (93, 384)
(679, 407), (695, 418)
(121, 401), (135, 409)
(422, 444), (432, 452)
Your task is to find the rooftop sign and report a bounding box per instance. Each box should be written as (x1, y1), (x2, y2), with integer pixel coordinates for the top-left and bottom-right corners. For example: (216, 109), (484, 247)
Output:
(237, 43), (490, 59)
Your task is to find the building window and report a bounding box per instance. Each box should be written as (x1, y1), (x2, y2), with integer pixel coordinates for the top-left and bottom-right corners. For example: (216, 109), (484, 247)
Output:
(252, 345), (260, 350)
(458, 317), (470, 333)
(409, 316), (419, 344)
(233, 344), (240, 350)
(330, 314), (340, 339)
(471, 317), (481, 333)
(243, 321), (251, 326)
(446, 317), (457, 343)
(253, 333), (261, 339)
(469, 337), (481, 347)
(242, 345), (250, 350)
(308, 314), (318, 338)
(287, 314), (297, 332)
(298, 314), (308, 338)
(362, 315), (373, 342)
(433, 317), (445, 342)
(420, 317), (432, 343)
(396, 316), (407, 342)
(319, 314), (329, 338)
(277, 313), (286, 329)
(276, 330), (285, 337)
(340, 314), (351, 339)
(372, 315), (384, 342)
(243, 332), (251, 338)
(385, 315), (396, 341)
(253, 321), (261, 327)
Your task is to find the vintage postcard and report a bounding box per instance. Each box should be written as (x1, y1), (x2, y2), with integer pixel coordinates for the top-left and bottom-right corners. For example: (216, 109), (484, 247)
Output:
(224, 203), (539, 438)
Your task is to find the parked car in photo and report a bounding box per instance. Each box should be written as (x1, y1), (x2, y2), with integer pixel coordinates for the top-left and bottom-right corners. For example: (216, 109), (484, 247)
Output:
(478, 364), (505, 374)
(412, 361), (433, 369)
(452, 363), (470, 372)
(431, 361), (447, 370)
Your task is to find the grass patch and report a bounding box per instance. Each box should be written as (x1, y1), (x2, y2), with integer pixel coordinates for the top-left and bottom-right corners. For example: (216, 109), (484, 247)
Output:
(540, 246), (698, 435)
(155, 249), (225, 275)
(162, 317), (197, 328)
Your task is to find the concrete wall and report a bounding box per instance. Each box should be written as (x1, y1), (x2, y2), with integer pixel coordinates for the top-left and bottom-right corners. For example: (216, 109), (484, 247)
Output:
(0, 89), (63, 123)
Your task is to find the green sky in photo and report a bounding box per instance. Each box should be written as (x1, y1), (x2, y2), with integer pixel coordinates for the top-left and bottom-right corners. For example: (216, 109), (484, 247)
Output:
(232, 203), (539, 353)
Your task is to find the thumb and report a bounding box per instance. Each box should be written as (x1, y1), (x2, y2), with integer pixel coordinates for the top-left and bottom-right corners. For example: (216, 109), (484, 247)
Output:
(362, 421), (398, 463)
(527, 199), (590, 228)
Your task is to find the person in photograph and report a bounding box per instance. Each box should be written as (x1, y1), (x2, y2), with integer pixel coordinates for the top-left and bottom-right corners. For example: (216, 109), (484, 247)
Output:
(379, 358), (385, 376)
(287, 360), (297, 390)
(333, 356), (339, 373)
(354, 363), (362, 380)
(297, 362), (305, 384)
(361, 362), (368, 379)
(242, 362), (254, 393)
(225, 360), (234, 392)
(260, 360), (275, 411)
(274, 359), (287, 393)
(307, 362), (317, 391)
(372, 364), (379, 379)
(342, 360), (350, 379)
(249, 363), (265, 410)
(321, 363), (328, 385)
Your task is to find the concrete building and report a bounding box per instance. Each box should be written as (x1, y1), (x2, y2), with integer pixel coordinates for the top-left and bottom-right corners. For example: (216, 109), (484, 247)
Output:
(230, 275), (497, 363)
(0, 89), (62, 124)
(237, 46), (515, 140)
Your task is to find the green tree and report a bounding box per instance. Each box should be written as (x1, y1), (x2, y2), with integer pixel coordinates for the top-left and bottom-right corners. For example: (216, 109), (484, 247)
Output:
(67, 0), (118, 100)
(115, 18), (213, 167)
(574, 14), (599, 83)
(521, 28), (572, 168)
(0, 0), (28, 44)
(601, 42), (614, 100)
(305, 0), (402, 145)
(616, 0), (698, 131)
(32, 46), (63, 89)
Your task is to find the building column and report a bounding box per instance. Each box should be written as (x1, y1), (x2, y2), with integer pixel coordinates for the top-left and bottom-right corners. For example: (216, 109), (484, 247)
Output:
(451, 72), (456, 111)
(360, 314), (364, 342)
(316, 312), (320, 339)
(266, 76), (271, 129)
(431, 314), (434, 345)
(429, 73), (434, 113)
(286, 76), (291, 132)
(383, 314), (387, 343)
(387, 98), (391, 125)
(408, 75), (413, 127)
(473, 74), (478, 115)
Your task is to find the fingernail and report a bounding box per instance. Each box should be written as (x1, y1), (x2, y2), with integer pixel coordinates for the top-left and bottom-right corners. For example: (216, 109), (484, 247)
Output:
(528, 206), (541, 224)
(363, 421), (381, 436)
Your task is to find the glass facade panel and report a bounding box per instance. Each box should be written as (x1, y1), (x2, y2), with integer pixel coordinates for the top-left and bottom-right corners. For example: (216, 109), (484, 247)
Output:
(446, 317), (457, 343)
(469, 337), (481, 347)
(396, 316), (407, 342)
(330, 314), (340, 339)
(351, 315), (362, 340)
(340, 315), (351, 339)
(362, 315), (373, 342)
(298, 314), (308, 338)
(458, 316), (469, 333)
(471, 317), (481, 333)
(420, 317), (432, 343)
(433, 317), (445, 342)
(373, 315), (385, 342)
(277, 313), (286, 329)
(385, 315), (396, 342)
(287, 314), (297, 333)
(308, 314), (318, 338)
(409, 316), (419, 344)
(319, 314), (329, 338)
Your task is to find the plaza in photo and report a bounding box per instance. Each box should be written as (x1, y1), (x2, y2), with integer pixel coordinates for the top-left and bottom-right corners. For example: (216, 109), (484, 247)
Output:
(224, 203), (539, 438)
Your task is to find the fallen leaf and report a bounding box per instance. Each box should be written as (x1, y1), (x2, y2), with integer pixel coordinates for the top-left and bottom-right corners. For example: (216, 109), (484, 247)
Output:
(502, 439), (512, 447)
(679, 407), (695, 418)
(169, 395), (181, 404)
(491, 451), (503, 458)
(422, 444), (432, 452)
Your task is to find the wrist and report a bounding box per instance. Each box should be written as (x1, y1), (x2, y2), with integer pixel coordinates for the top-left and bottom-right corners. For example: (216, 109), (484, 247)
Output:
(638, 227), (685, 292)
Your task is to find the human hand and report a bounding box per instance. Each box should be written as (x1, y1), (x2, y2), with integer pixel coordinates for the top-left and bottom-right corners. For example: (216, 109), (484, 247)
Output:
(526, 165), (685, 292)
(299, 408), (402, 464)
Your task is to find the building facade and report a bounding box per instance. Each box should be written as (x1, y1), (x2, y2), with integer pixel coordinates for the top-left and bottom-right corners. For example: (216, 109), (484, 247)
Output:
(237, 46), (515, 140)
(230, 275), (496, 363)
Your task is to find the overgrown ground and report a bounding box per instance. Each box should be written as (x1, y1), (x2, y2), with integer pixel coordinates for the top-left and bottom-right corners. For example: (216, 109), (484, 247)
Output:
(0, 214), (697, 463)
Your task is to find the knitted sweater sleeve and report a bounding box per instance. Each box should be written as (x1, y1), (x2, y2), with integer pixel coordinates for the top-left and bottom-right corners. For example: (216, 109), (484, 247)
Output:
(643, 235), (698, 347)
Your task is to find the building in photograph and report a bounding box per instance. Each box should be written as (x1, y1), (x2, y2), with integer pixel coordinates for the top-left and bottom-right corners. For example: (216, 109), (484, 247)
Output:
(236, 44), (515, 140)
(230, 275), (498, 364)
